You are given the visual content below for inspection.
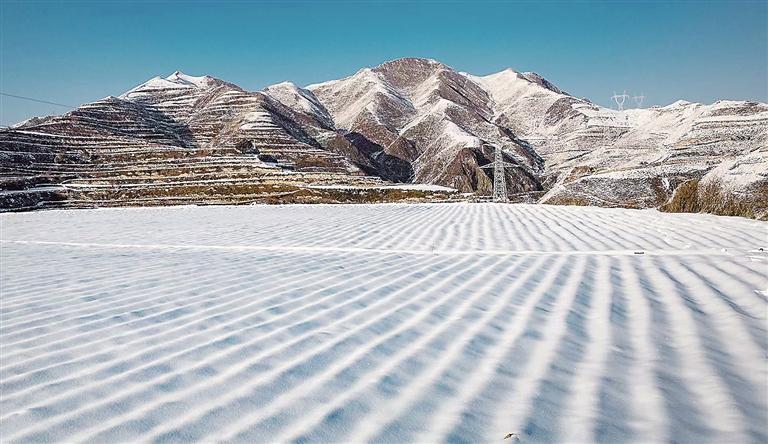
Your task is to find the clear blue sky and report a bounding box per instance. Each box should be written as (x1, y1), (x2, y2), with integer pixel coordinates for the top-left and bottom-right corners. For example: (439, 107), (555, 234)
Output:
(1, 0), (766, 126)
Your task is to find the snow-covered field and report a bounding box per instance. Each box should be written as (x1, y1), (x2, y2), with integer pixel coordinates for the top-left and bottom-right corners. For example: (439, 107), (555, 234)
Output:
(1, 203), (766, 443)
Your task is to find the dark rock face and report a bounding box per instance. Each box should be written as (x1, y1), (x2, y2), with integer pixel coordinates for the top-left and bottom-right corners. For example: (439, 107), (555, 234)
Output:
(338, 132), (414, 182)
(2, 59), (766, 217)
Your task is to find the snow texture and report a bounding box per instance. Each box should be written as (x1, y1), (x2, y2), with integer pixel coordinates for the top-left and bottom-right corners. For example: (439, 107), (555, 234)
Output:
(1, 203), (766, 443)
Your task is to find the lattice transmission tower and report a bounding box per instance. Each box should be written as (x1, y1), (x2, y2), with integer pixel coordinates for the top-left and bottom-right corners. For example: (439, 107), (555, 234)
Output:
(633, 93), (645, 108)
(480, 144), (517, 203)
(611, 91), (629, 111)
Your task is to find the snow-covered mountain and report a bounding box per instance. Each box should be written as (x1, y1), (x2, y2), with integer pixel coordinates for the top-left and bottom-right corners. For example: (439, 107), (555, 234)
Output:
(308, 58), (767, 216)
(309, 58), (542, 192)
(2, 58), (766, 217)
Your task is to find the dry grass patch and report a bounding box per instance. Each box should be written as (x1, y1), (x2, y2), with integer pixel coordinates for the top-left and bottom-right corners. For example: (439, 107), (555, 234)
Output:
(662, 178), (767, 220)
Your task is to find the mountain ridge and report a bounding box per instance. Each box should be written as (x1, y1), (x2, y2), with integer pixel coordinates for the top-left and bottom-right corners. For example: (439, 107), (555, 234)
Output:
(2, 58), (766, 217)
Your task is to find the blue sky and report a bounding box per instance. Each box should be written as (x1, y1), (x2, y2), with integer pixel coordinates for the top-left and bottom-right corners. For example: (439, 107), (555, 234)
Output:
(1, 0), (766, 125)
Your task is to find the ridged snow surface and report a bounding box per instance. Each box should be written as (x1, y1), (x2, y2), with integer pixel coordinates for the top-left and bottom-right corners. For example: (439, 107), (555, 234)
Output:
(1, 204), (766, 443)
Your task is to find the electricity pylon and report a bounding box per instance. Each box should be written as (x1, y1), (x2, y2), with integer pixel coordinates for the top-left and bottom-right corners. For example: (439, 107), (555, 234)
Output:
(480, 144), (516, 203)
(611, 91), (629, 111)
(633, 93), (645, 108)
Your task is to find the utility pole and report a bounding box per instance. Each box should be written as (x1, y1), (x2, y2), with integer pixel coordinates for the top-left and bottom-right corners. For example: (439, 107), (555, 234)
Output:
(480, 144), (517, 203)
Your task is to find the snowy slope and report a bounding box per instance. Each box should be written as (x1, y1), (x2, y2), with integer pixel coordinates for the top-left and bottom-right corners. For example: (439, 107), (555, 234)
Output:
(467, 68), (576, 137)
(1, 204), (766, 442)
(307, 58), (766, 214)
(2, 59), (766, 216)
(309, 58), (543, 192)
(0, 70), (369, 210)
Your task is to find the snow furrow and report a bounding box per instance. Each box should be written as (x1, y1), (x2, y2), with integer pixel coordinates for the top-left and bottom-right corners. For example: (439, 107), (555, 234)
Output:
(0, 203), (765, 443)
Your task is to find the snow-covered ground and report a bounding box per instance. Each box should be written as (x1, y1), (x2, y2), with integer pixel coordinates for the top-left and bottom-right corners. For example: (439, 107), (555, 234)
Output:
(1, 203), (766, 443)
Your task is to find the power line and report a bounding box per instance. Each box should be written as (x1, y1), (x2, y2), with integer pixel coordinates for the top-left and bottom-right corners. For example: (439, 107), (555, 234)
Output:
(0, 92), (75, 108)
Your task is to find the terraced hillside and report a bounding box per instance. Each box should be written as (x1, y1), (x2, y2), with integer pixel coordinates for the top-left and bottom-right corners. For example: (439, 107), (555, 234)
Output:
(0, 72), (455, 210)
(2, 60), (766, 215)
(1, 204), (766, 442)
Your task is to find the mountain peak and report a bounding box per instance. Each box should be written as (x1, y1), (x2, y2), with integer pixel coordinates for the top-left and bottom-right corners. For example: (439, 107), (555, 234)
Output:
(376, 57), (443, 67)
(119, 70), (229, 99)
(371, 57), (452, 94)
(270, 80), (298, 88)
(263, 80), (334, 127)
(165, 71), (214, 88)
(374, 57), (449, 75)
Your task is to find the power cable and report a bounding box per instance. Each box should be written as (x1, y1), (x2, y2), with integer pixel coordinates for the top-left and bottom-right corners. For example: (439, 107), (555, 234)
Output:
(0, 92), (75, 108)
